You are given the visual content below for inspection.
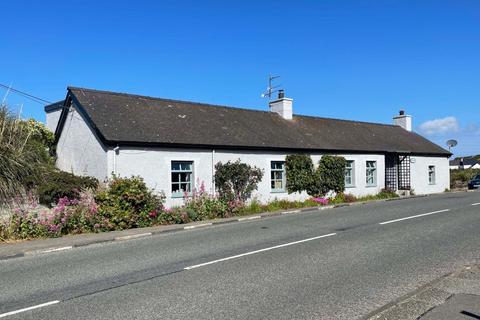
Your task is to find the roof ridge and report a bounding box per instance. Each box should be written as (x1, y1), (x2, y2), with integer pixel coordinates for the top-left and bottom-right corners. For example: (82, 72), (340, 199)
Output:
(295, 114), (397, 128)
(67, 86), (397, 128)
(67, 86), (275, 115)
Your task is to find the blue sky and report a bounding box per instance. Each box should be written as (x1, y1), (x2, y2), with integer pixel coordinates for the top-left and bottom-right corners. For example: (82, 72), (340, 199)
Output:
(1, 0), (479, 156)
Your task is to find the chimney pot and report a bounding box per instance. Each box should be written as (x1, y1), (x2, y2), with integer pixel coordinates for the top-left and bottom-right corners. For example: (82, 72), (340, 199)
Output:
(278, 89), (285, 99)
(399, 110), (405, 116)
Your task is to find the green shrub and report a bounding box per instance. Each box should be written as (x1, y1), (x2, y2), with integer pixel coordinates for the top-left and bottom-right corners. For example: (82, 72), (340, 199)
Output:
(309, 155), (347, 197)
(95, 175), (164, 229)
(36, 170), (98, 206)
(285, 154), (314, 194)
(214, 160), (263, 203)
(286, 154), (346, 197)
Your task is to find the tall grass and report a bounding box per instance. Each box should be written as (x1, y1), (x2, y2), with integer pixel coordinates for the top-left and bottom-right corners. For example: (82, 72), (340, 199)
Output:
(0, 105), (44, 203)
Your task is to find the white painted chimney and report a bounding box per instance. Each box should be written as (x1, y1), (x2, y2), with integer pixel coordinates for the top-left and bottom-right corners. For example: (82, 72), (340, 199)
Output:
(393, 110), (412, 131)
(269, 90), (293, 120)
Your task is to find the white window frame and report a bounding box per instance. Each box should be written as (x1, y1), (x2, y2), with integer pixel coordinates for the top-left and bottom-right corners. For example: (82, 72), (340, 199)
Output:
(345, 160), (355, 188)
(271, 161), (286, 193)
(171, 161), (194, 198)
(366, 161), (377, 187)
(428, 165), (436, 185)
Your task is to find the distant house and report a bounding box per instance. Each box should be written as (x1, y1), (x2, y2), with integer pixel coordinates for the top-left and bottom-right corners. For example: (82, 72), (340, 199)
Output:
(46, 87), (451, 207)
(449, 156), (480, 170)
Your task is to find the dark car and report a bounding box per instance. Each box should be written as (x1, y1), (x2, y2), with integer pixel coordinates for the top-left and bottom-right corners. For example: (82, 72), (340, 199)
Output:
(468, 175), (480, 190)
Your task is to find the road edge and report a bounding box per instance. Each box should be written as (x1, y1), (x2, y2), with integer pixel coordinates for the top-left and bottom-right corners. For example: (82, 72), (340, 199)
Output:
(0, 193), (430, 261)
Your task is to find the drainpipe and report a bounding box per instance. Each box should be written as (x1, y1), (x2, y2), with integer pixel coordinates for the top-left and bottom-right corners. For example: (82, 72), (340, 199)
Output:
(212, 149), (215, 195)
(113, 146), (120, 175)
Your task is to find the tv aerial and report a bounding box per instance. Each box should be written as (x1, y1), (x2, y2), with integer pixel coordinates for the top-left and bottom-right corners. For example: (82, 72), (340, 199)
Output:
(261, 75), (282, 100)
(446, 139), (458, 152)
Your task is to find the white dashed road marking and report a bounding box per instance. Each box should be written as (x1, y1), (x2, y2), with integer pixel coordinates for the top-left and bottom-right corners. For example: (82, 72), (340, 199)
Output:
(379, 209), (450, 225)
(0, 301), (60, 318)
(184, 233), (337, 270)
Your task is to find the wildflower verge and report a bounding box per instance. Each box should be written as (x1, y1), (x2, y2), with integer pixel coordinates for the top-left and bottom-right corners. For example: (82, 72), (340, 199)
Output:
(0, 177), (398, 242)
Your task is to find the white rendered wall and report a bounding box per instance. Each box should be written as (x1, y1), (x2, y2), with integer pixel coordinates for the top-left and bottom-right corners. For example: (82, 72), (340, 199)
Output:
(112, 147), (386, 208)
(410, 156), (450, 194)
(109, 147), (215, 208)
(55, 104), (108, 180)
(46, 109), (62, 132)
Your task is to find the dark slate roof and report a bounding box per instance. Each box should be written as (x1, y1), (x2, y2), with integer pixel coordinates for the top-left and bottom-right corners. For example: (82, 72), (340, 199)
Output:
(450, 156), (480, 166)
(44, 100), (64, 112)
(59, 87), (450, 156)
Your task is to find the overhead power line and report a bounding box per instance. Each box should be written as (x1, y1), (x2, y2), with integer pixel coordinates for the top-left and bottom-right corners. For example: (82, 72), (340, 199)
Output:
(0, 83), (53, 105)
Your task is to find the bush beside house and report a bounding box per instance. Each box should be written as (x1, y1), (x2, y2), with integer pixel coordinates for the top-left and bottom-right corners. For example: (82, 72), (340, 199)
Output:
(285, 154), (347, 197)
(36, 171), (99, 207)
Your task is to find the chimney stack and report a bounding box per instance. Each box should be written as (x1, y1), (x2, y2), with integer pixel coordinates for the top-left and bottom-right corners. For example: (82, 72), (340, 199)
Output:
(393, 109), (412, 131)
(269, 90), (293, 120)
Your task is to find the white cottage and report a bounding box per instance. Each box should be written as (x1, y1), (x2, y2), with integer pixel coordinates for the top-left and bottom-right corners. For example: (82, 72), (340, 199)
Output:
(46, 87), (451, 208)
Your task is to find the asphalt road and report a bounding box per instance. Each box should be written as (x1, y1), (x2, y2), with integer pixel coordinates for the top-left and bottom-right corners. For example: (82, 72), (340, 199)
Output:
(1, 191), (480, 319)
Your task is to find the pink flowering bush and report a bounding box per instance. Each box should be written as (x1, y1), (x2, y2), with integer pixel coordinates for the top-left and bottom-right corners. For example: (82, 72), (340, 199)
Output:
(95, 175), (166, 230)
(5, 190), (103, 239)
(184, 181), (228, 220)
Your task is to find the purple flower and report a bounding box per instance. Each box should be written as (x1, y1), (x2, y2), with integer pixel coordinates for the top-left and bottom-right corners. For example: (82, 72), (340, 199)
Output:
(312, 197), (329, 205)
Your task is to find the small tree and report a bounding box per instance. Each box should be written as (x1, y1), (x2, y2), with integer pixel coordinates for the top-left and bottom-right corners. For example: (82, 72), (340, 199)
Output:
(214, 160), (263, 203)
(285, 154), (314, 194)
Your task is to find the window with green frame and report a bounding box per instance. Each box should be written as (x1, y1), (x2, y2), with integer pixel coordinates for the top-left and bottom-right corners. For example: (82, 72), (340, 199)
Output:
(171, 161), (193, 197)
(271, 161), (286, 192)
(345, 160), (355, 187)
(366, 160), (377, 186)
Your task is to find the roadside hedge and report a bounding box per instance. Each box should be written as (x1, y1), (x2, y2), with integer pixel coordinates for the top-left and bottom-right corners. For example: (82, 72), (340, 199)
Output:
(36, 170), (98, 207)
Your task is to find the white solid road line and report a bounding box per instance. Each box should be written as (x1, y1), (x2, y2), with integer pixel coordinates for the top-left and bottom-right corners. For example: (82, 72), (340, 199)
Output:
(282, 209), (301, 214)
(184, 233), (337, 270)
(0, 301), (60, 318)
(238, 216), (261, 221)
(184, 223), (212, 230)
(41, 246), (73, 253)
(472, 203), (480, 206)
(379, 209), (451, 225)
(115, 233), (152, 241)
